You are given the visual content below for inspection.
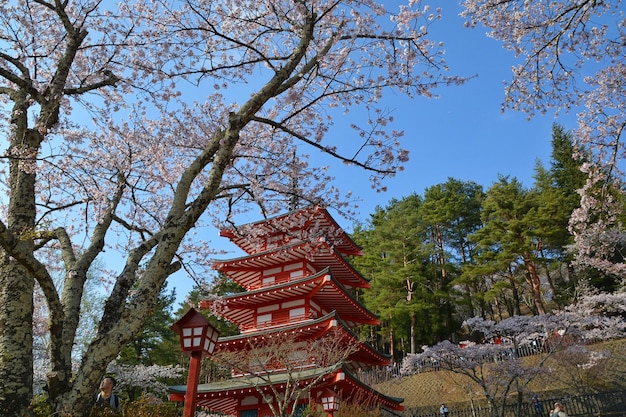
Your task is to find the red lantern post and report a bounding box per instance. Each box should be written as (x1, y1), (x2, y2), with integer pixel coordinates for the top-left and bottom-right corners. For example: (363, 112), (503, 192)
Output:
(171, 308), (220, 417)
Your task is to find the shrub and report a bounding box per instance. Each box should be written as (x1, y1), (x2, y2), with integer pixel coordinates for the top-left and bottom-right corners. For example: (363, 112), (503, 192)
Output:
(116, 393), (180, 417)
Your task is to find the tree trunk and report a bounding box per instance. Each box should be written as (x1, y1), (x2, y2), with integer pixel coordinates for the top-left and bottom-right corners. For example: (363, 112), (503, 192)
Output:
(507, 267), (522, 316)
(525, 258), (546, 314)
(0, 262), (35, 417)
(410, 311), (416, 354)
(0, 121), (40, 416)
(464, 283), (476, 317)
(389, 326), (395, 359)
(539, 247), (558, 307)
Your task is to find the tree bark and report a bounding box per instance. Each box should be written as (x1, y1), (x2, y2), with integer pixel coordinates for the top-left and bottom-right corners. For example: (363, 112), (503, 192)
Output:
(525, 258), (546, 314)
(0, 262), (35, 417)
(0, 120), (39, 416)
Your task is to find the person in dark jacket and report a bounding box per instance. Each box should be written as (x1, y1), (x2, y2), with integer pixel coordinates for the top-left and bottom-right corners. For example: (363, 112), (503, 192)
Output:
(95, 376), (122, 413)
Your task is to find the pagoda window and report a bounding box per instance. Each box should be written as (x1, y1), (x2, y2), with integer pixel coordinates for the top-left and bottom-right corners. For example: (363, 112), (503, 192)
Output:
(262, 276), (275, 286)
(258, 262), (314, 287)
(261, 266), (280, 287)
(287, 342), (308, 366)
(264, 266), (282, 275)
(289, 307), (306, 322)
(283, 263), (305, 283)
(284, 262), (303, 271)
(257, 304), (279, 314)
(282, 299), (304, 308)
(241, 396), (260, 406)
(256, 313), (272, 328)
(289, 270), (303, 279)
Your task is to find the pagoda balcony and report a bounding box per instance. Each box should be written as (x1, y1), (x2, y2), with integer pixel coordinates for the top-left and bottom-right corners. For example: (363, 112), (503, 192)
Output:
(240, 312), (317, 333)
(232, 362), (320, 378)
(246, 275), (305, 291)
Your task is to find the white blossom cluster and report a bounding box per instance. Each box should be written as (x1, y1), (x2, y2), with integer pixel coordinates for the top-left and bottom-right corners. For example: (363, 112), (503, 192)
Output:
(106, 362), (185, 397)
(401, 290), (626, 375)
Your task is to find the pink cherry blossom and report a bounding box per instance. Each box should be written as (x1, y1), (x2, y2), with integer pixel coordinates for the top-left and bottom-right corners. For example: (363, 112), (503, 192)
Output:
(0, 0), (467, 415)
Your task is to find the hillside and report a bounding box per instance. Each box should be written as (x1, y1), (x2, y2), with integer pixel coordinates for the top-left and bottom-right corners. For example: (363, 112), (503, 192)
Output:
(375, 369), (471, 409)
(373, 339), (626, 412)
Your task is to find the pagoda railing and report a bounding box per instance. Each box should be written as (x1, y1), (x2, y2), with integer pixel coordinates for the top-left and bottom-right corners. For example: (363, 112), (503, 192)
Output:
(246, 273), (311, 291)
(240, 312), (317, 333)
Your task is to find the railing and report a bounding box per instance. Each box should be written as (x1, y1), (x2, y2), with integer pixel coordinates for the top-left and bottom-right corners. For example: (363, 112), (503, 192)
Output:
(359, 340), (566, 386)
(355, 364), (403, 386)
(391, 390), (626, 417)
(239, 313), (316, 332)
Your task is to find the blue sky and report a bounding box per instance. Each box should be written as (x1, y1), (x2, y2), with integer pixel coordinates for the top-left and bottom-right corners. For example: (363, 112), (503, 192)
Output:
(330, 2), (577, 224)
(167, 2), (579, 305)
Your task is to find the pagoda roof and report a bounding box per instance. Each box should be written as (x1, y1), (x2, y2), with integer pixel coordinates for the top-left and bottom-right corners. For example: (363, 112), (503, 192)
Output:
(168, 365), (404, 415)
(219, 206), (362, 256)
(215, 310), (390, 370)
(214, 237), (369, 290)
(202, 268), (378, 329)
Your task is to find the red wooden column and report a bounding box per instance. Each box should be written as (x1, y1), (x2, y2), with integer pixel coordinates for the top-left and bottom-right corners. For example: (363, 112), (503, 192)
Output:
(184, 350), (203, 417)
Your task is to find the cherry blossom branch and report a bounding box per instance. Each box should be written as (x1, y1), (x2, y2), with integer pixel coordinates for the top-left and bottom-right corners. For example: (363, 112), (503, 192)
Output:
(251, 115), (396, 175)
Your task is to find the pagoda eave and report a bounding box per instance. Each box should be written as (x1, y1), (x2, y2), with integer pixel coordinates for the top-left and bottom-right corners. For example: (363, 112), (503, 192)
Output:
(201, 269), (379, 330)
(215, 311), (390, 368)
(219, 206), (363, 256)
(169, 365), (403, 415)
(213, 236), (369, 290)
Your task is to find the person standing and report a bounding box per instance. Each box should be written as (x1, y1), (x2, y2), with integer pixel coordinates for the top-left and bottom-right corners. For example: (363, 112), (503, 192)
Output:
(440, 403), (449, 417)
(532, 395), (545, 415)
(95, 376), (122, 413)
(550, 402), (568, 417)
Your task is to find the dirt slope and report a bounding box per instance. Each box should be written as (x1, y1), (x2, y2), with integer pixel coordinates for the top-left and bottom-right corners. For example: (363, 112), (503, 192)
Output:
(373, 339), (626, 411)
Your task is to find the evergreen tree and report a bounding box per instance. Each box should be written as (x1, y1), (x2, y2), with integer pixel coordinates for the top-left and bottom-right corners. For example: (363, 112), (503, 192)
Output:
(549, 124), (587, 199)
(118, 288), (180, 366)
(470, 176), (546, 315)
(546, 123), (626, 293)
(180, 273), (243, 338)
(537, 124), (586, 256)
(351, 195), (435, 356)
(114, 287), (181, 401)
(421, 178), (484, 321)
(531, 163), (564, 303)
(533, 124), (589, 301)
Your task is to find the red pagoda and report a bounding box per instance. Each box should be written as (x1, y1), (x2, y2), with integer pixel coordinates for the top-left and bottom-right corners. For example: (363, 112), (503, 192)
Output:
(169, 206), (403, 416)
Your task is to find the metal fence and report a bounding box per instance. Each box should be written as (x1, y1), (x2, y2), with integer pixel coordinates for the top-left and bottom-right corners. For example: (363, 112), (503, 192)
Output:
(391, 390), (626, 417)
(358, 340), (577, 387)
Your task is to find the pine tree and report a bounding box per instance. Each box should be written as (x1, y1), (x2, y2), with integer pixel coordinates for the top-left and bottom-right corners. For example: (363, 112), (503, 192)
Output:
(471, 176), (545, 315)
(421, 178), (484, 321)
(352, 195), (436, 356)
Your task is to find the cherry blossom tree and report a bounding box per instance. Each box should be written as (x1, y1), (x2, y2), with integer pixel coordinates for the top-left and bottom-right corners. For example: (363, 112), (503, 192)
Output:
(0, 0), (465, 416)
(460, 0), (626, 278)
(401, 291), (626, 417)
(211, 330), (358, 417)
